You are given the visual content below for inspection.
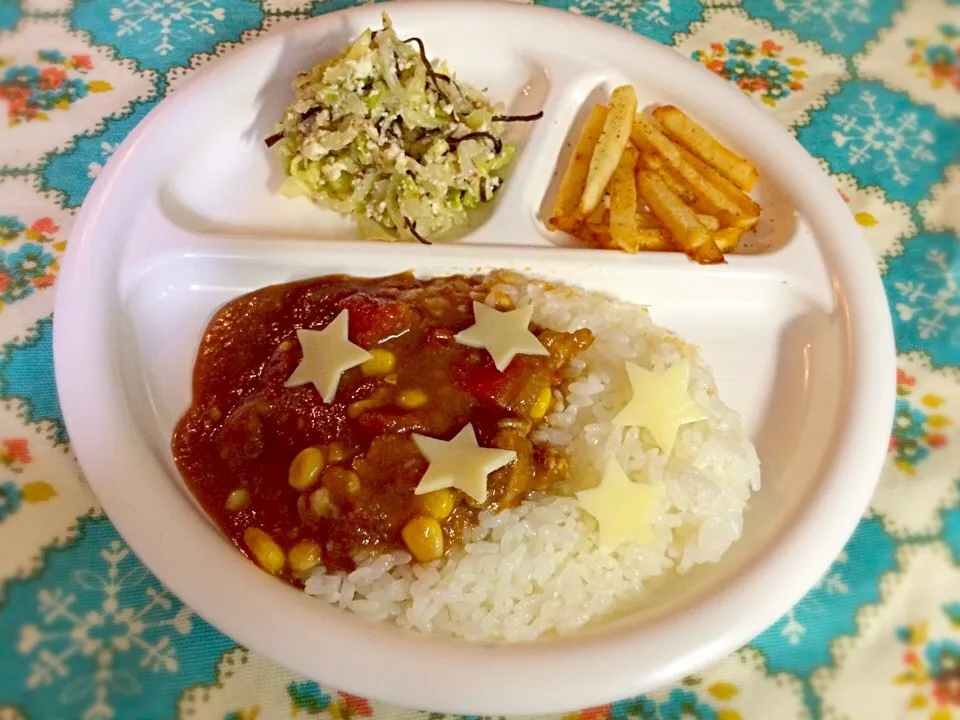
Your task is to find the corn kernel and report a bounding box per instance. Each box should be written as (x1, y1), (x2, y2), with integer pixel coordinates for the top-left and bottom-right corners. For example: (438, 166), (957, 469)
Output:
(396, 388), (428, 410)
(309, 487), (339, 519)
(361, 348), (396, 377)
(327, 443), (347, 463)
(288, 447), (326, 491)
(529, 386), (553, 420)
(401, 515), (444, 563)
(288, 540), (322, 574)
(243, 527), (285, 574)
(321, 466), (361, 496)
(419, 489), (454, 520)
(224, 488), (249, 511)
(348, 387), (389, 418)
(492, 292), (513, 309)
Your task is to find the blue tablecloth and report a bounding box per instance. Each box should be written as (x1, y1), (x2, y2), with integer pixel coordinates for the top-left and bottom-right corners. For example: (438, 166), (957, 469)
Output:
(1, 0), (958, 717)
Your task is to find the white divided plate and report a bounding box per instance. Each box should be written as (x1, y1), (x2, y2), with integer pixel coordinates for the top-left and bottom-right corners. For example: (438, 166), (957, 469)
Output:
(53, 1), (896, 715)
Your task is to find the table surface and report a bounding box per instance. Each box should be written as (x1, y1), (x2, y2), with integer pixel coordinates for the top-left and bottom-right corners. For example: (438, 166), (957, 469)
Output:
(1, 0), (958, 717)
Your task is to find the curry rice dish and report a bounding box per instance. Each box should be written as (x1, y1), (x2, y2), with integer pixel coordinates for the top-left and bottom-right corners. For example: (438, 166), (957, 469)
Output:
(173, 270), (760, 641)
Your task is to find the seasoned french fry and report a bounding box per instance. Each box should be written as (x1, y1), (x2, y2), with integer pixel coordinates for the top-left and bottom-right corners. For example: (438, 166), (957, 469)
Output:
(632, 114), (746, 227)
(574, 225), (610, 249)
(549, 105), (609, 229)
(653, 167), (697, 205)
(636, 205), (661, 228)
(580, 224), (674, 252)
(676, 144), (761, 227)
(581, 86), (637, 216)
(641, 153), (664, 171)
(549, 215), (583, 235)
(653, 105), (757, 192)
(636, 169), (724, 264)
(609, 145), (641, 253)
(714, 227), (744, 253)
(636, 227), (675, 251)
(697, 214), (720, 232)
(586, 202), (608, 226)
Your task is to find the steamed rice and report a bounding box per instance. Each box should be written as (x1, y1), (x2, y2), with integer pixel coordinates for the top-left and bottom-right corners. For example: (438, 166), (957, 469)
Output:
(304, 272), (760, 641)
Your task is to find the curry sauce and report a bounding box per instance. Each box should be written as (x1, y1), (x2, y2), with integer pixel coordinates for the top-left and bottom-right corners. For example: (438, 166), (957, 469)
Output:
(173, 273), (592, 583)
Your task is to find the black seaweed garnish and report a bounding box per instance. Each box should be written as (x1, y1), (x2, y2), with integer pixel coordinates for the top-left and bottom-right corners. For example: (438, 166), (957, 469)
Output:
(300, 105), (323, 122)
(447, 131), (503, 155)
(399, 36), (450, 103)
(404, 216), (431, 245)
(492, 111), (544, 123)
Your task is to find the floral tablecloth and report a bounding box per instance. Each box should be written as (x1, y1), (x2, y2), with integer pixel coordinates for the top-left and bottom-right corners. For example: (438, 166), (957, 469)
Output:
(1, 0), (958, 717)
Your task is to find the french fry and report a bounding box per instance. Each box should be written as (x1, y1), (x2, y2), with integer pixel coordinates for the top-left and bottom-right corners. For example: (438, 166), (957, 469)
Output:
(652, 105), (758, 192)
(714, 227), (744, 253)
(676, 144), (761, 227)
(609, 145), (641, 253)
(549, 105), (609, 229)
(549, 216), (582, 235)
(581, 85), (638, 216)
(636, 205), (661, 228)
(697, 214), (720, 231)
(632, 114), (746, 227)
(586, 202), (608, 226)
(633, 138), (696, 204)
(641, 152), (664, 171)
(574, 225), (610, 249)
(580, 224), (674, 252)
(652, 165), (697, 205)
(636, 169), (724, 265)
(635, 227), (675, 251)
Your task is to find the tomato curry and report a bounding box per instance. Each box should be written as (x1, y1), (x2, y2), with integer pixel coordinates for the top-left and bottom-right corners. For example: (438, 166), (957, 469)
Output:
(172, 273), (593, 583)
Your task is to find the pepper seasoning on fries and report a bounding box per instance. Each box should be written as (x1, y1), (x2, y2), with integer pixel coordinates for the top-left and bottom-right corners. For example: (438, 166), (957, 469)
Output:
(547, 88), (762, 265)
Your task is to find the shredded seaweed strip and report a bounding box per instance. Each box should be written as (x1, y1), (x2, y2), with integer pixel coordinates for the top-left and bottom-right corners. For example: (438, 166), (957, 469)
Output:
(492, 111), (545, 123)
(264, 132), (284, 148)
(300, 105), (323, 122)
(447, 131), (503, 155)
(399, 36), (450, 103)
(404, 216), (431, 245)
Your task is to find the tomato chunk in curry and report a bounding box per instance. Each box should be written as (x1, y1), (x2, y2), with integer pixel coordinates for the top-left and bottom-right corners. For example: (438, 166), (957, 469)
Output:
(173, 273), (593, 583)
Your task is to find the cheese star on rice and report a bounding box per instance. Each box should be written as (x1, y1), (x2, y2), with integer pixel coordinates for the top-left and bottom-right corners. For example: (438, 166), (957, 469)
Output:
(612, 359), (707, 456)
(576, 458), (664, 551)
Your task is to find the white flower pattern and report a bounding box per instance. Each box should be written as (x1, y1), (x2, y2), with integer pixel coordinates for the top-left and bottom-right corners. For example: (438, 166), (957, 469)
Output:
(894, 250), (960, 342)
(830, 90), (936, 187)
(780, 552), (849, 646)
(16, 541), (192, 720)
(86, 141), (117, 179)
(772, 0), (870, 44)
(568, 0), (673, 28)
(110, 0), (227, 56)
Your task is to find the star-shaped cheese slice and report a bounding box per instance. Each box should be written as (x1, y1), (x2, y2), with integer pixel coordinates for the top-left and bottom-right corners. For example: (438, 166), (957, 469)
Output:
(612, 359), (707, 457)
(412, 423), (517, 504)
(576, 458), (664, 551)
(284, 309), (373, 403)
(454, 301), (549, 372)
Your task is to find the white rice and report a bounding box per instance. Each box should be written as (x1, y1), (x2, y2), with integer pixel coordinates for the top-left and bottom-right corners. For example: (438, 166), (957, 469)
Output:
(304, 273), (760, 641)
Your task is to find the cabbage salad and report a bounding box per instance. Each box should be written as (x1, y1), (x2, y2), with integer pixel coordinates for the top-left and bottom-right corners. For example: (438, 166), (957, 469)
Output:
(265, 14), (540, 243)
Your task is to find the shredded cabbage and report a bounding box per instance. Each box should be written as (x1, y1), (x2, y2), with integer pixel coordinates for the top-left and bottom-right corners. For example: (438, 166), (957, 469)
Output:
(267, 13), (524, 243)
